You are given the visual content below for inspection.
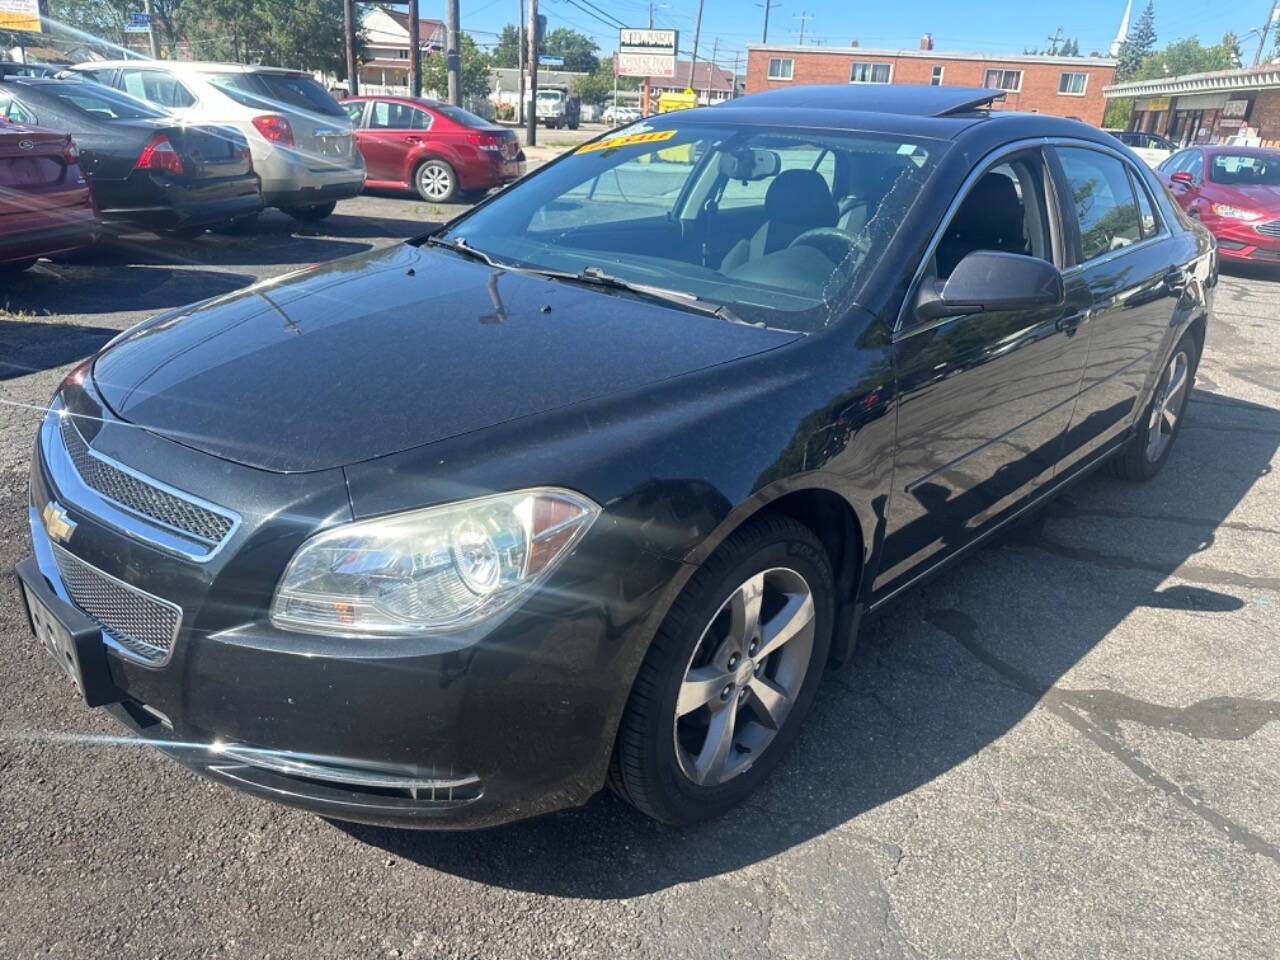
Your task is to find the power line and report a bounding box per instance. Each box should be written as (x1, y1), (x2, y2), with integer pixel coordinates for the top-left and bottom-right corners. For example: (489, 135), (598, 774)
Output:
(792, 10), (811, 45)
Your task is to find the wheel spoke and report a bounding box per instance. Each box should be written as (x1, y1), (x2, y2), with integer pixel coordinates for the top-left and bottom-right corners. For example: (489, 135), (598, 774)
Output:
(1166, 359), (1187, 406)
(693, 702), (737, 785)
(756, 591), (815, 661)
(728, 573), (765, 649)
(1162, 404), (1178, 433)
(677, 666), (734, 717)
(745, 675), (791, 731)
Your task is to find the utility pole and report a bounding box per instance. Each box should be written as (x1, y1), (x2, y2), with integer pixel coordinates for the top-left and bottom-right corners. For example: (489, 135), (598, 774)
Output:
(517, 0), (525, 125)
(706, 35), (718, 103)
(144, 0), (159, 58)
(1046, 26), (1064, 55)
(1253, 0), (1279, 67)
(689, 0), (704, 96)
(731, 50), (740, 98)
(446, 0), (461, 105)
(793, 10), (810, 45)
(757, 0), (780, 44)
(527, 0), (538, 146)
(409, 0), (421, 97)
(344, 0), (359, 95)
(643, 1), (652, 118)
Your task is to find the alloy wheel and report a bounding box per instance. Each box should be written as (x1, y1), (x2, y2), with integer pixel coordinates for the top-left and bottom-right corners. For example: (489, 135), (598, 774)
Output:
(418, 164), (453, 201)
(1146, 349), (1189, 463)
(673, 567), (816, 787)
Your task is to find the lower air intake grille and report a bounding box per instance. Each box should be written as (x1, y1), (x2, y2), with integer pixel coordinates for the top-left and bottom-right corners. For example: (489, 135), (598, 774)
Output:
(1256, 220), (1280, 239)
(52, 544), (181, 664)
(60, 415), (235, 546)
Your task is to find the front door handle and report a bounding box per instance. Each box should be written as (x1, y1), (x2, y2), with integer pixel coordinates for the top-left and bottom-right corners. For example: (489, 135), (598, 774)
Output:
(1056, 309), (1090, 336)
(404, 135), (423, 143)
(1164, 267), (1188, 290)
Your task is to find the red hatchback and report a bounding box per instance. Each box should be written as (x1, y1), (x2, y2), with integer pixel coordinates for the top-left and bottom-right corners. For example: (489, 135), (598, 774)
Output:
(339, 96), (524, 203)
(0, 118), (100, 272)
(1157, 146), (1280, 263)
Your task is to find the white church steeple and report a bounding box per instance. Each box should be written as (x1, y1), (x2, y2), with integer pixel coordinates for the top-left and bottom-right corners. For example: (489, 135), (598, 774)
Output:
(1110, 0), (1133, 57)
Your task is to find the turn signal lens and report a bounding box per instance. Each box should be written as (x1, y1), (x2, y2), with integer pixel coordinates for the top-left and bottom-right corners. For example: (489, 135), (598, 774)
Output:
(252, 114), (295, 148)
(135, 134), (184, 175)
(269, 488), (600, 637)
(467, 132), (502, 152)
(63, 136), (80, 164)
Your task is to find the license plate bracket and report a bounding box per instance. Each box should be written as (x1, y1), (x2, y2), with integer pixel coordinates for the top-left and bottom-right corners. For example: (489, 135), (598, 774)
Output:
(16, 557), (124, 707)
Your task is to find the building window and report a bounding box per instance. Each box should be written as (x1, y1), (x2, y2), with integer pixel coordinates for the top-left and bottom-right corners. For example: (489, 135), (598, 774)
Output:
(930, 65), (944, 85)
(984, 69), (1023, 92)
(767, 57), (794, 81)
(849, 62), (892, 84)
(397, 48), (409, 59)
(1058, 72), (1087, 95)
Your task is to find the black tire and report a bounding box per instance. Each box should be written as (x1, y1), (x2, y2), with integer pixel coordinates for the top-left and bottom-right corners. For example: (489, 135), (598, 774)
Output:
(609, 513), (835, 825)
(413, 159), (458, 203)
(282, 201), (337, 222)
(209, 213), (260, 235)
(1108, 327), (1200, 481)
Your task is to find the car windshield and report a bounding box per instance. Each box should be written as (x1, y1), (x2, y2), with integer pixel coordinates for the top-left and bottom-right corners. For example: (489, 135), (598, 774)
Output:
(1208, 153), (1280, 186)
(48, 83), (166, 121)
(438, 121), (940, 332)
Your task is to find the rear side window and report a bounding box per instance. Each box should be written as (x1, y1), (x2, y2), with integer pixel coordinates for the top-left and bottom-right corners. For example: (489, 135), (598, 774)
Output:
(342, 101), (365, 125)
(1129, 169), (1162, 237)
(0, 91), (37, 124)
(254, 74), (346, 117)
(369, 101), (430, 130)
(120, 69), (196, 108)
(52, 85), (166, 121)
(433, 104), (499, 129)
(1056, 147), (1142, 263)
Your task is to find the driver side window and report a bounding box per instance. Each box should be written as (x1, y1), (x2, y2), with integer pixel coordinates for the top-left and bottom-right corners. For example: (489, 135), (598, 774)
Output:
(932, 153), (1056, 280)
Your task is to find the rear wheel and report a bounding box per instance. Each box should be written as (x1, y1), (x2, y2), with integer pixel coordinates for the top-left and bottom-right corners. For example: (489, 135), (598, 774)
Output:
(1108, 328), (1199, 481)
(610, 514), (834, 825)
(282, 201), (337, 222)
(414, 159), (457, 202)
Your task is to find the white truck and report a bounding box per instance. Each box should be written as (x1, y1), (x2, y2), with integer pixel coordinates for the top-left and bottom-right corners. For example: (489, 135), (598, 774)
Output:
(533, 89), (580, 130)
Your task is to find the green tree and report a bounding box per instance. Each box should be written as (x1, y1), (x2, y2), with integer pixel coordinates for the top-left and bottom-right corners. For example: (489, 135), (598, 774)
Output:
(1222, 31), (1242, 66)
(173, 0), (356, 73)
(422, 31), (492, 99)
(1060, 37), (1080, 56)
(571, 59), (639, 104)
(46, 0), (133, 47)
(1116, 0), (1157, 80)
(542, 26), (598, 73)
(1103, 98), (1134, 128)
(491, 23), (522, 69)
(1136, 36), (1236, 80)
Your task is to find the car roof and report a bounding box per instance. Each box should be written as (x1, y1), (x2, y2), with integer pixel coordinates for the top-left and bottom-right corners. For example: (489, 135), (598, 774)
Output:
(733, 84), (1006, 118)
(71, 60), (307, 76)
(1199, 144), (1280, 157)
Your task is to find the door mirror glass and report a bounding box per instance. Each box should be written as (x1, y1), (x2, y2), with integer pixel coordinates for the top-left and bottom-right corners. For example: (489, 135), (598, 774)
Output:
(915, 250), (1065, 322)
(1170, 171), (1194, 185)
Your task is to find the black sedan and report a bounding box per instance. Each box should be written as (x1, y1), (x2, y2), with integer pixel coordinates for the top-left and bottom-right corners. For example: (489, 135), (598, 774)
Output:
(0, 76), (261, 236)
(16, 85), (1214, 829)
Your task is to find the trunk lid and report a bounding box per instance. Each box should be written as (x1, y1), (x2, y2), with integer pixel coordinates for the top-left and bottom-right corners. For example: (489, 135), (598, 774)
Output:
(251, 71), (356, 170)
(0, 125), (76, 216)
(91, 243), (796, 473)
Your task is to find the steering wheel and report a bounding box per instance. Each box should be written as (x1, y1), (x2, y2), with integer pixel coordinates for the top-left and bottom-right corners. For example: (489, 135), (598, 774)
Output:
(788, 228), (866, 267)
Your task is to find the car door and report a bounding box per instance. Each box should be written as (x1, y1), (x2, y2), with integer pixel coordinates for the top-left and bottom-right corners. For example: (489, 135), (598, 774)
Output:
(359, 100), (430, 184)
(1162, 149), (1205, 215)
(875, 147), (1091, 596)
(116, 66), (199, 120)
(1049, 144), (1192, 476)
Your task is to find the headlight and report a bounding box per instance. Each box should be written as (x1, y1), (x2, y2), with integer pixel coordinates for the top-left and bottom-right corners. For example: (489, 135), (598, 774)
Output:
(1210, 203), (1263, 221)
(269, 487), (600, 637)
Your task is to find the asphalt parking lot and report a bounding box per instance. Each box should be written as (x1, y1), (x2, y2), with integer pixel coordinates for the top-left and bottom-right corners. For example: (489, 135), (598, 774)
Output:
(1, 196), (1278, 959)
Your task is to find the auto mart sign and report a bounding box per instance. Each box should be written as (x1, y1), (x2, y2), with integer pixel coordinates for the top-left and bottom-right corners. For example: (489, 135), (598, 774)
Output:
(617, 28), (678, 79)
(0, 0), (41, 32)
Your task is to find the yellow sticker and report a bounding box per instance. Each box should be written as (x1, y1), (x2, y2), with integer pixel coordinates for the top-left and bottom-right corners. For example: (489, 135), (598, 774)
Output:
(578, 129), (678, 153)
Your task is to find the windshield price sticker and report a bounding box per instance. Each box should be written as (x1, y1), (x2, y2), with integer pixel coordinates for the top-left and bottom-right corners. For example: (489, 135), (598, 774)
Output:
(579, 130), (678, 153)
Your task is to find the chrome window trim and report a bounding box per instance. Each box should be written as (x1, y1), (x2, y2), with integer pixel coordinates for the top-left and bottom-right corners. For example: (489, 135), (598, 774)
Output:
(42, 400), (241, 563)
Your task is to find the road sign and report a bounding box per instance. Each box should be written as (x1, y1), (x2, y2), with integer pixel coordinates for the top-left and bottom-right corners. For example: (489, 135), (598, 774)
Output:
(0, 0), (43, 33)
(538, 55), (564, 66)
(123, 11), (150, 33)
(617, 27), (677, 79)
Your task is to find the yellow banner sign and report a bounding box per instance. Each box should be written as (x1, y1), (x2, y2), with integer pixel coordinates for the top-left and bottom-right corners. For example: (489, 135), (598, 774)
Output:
(0, 0), (42, 32)
(1144, 96), (1171, 112)
(579, 129), (677, 153)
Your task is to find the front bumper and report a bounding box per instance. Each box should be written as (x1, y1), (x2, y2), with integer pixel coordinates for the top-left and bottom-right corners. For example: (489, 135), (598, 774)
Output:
(20, 391), (681, 828)
(1207, 216), (1280, 262)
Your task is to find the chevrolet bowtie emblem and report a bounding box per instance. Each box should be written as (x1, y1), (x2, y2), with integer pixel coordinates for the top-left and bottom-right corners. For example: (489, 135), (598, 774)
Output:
(41, 502), (77, 544)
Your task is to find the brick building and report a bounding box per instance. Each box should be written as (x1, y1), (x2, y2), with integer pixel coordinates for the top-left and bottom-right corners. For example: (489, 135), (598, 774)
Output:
(1104, 65), (1280, 148)
(745, 36), (1117, 124)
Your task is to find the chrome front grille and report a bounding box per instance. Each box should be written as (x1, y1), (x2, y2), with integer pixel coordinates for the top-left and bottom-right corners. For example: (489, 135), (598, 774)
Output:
(1257, 220), (1280, 239)
(51, 544), (182, 664)
(59, 413), (236, 553)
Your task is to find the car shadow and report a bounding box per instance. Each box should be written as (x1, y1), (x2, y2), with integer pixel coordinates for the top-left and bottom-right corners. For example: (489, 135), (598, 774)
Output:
(2, 262), (253, 318)
(0, 318), (118, 381)
(338, 386), (1279, 898)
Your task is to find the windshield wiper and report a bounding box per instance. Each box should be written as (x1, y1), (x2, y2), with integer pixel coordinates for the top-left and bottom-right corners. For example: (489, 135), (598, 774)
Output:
(534, 265), (748, 325)
(425, 234), (506, 268)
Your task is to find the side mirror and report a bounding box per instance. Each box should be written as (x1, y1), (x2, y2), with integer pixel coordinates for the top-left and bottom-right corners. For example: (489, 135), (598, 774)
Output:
(914, 250), (1065, 322)
(1170, 171), (1195, 186)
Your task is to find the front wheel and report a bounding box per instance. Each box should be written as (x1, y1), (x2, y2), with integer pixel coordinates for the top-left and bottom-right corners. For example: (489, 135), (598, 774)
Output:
(610, 514), (834, 825)
(414, 159), (457, 202)
(1108, 328), (1199, 481)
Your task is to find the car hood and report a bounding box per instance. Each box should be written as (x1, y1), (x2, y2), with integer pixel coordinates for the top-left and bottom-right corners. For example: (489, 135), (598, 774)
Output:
(91, 243), (797, 473)
(1213, 182), (1280, 212)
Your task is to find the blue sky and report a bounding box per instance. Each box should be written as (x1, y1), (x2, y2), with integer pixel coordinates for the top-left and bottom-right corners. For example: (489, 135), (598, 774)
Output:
(412, 0), (1274, 71)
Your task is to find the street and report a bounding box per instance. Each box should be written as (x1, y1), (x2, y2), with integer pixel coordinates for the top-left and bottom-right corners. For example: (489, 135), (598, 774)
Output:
(1, 193), (1278, 959)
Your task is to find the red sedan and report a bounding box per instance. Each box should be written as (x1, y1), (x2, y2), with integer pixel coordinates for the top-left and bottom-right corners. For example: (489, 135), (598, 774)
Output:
(0, 118), (100, 272)
(339, 96), (524, 203)
(1157, 145), (1280, 263)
